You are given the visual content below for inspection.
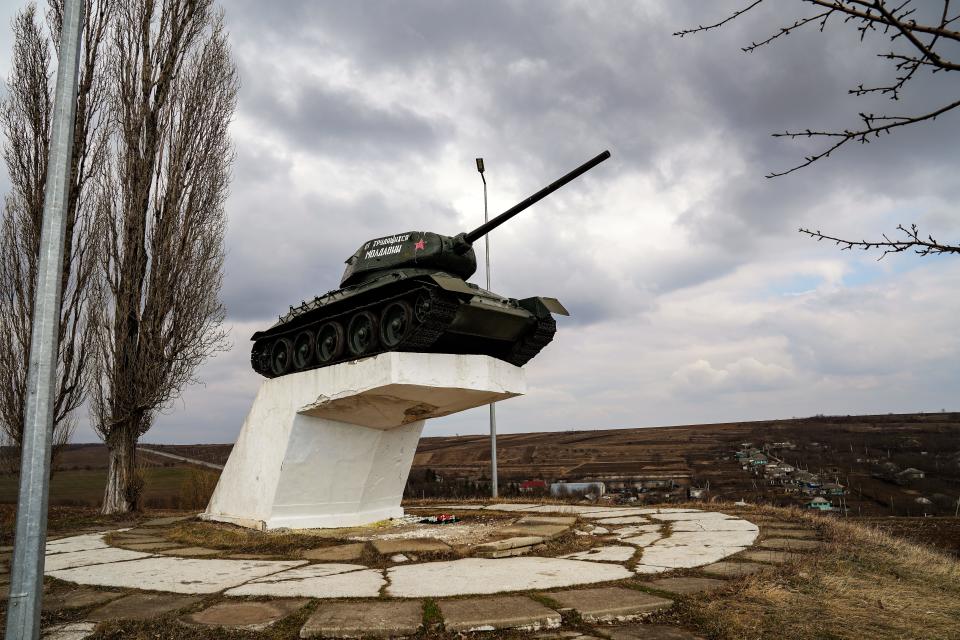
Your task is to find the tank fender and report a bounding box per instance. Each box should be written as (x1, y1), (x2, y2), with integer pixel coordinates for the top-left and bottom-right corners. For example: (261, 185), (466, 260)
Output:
(518, 296), (569, 317)
(429, 274), (477, 295)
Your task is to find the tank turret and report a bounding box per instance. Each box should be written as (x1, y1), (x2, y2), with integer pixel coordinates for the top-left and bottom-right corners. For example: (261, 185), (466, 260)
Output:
(251, 150), (611, 378)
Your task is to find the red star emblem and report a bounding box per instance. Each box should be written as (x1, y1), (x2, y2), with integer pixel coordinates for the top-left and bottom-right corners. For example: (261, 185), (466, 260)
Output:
(414, 239), (425, 251)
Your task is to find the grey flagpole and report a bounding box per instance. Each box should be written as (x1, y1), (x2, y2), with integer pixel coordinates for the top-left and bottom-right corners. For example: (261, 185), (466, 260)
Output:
(5, 0), (85, 637)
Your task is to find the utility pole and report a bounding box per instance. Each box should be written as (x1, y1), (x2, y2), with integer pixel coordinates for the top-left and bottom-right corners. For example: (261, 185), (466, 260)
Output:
(6, 0), (84, 637)
(476, 157), (498, 498)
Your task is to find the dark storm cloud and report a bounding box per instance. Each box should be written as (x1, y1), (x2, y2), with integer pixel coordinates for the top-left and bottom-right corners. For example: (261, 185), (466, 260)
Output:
(239, 71), (448, 159)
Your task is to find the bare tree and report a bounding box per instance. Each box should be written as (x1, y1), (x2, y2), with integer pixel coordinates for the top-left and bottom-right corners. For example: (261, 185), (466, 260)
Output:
(92, 0), (236, 513)
(676, 1), (960, 258)
(0, 0), (112, 473)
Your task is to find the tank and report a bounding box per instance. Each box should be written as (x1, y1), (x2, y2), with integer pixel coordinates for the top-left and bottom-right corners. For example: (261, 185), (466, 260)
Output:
(251, 150), (611, 378)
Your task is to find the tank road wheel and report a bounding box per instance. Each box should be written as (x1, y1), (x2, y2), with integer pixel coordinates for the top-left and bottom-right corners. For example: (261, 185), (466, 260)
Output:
(414, 292), (432, 324)
(347, 311), (379, 357)
(316, 321), (345, 364)
(270, 338), (294, 376)
(380, 301), (413, 349)
(292, 331), (315, 370)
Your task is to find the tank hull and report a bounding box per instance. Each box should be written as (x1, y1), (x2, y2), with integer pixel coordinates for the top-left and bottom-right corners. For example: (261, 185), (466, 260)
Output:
(250, 269), (562, 379)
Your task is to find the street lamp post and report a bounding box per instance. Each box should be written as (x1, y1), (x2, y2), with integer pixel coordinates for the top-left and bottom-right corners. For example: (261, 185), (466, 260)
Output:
(476, 157), (498, 498)
(5, 0), (85, 637)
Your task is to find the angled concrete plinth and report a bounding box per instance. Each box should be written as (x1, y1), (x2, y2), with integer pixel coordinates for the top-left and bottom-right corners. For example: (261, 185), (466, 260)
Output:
(203, 353), (524, 530)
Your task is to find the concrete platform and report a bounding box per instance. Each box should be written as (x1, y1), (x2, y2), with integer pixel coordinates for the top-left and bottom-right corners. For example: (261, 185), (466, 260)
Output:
(699, 561), (767, 578)
(439, 595), (562, 632)
(203, 353), (525, 530)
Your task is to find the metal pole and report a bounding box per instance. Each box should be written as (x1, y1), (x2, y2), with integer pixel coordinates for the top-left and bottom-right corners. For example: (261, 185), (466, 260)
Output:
(6, 1), (84, 637)
(476, 158), (497, 499)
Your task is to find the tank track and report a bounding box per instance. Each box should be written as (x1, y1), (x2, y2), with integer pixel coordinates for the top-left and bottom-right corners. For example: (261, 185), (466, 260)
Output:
(504, 313), (557, 367)
(251, 284), (459, 378)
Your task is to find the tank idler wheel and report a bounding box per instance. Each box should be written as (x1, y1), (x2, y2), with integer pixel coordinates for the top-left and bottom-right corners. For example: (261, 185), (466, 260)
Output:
(292, 331), (315, 370)
(270, 338), (294, 376)
(414, 292), (432, 323)
(347, 310), (379, 357)
(380, 301), (414, 349)
(316, 321), (345, 364)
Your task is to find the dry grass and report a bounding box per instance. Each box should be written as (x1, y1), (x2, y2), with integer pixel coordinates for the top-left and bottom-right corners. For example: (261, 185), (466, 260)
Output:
(666, 507), (960, 640)
(162, 520), (345, 554)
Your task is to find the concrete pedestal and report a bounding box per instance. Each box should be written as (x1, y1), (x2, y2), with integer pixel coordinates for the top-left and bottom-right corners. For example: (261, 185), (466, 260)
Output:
(202, 353), (525, 530)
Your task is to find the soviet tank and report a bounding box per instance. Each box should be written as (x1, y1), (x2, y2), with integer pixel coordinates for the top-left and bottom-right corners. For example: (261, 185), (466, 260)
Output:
(251, 150), (611, 378)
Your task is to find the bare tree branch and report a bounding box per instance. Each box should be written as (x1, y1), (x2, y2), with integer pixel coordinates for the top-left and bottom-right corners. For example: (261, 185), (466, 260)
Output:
(799, 225), (960, 259)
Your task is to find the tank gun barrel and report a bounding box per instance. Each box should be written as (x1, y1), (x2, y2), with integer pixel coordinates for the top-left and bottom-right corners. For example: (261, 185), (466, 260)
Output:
(462, 149), (610, 244)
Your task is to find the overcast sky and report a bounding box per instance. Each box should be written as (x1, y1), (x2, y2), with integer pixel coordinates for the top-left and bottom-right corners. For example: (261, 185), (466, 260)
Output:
(2, 1), (958, 444)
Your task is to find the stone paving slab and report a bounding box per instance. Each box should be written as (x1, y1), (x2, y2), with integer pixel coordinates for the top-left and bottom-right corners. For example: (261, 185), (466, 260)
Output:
(49, 557), (306, 594)
(502, 524), (570, 537)
(387, 557), (633, 598)
(518, 515), (578, 526)
(41, 621), (97, 640)
(475, 536), (544, 552)
(302, 543), (366, 561)
(88, 593), (202, 621)
(111, 534), (168, 544)
(120, 542), (183, 551)
(439, 595), (562, 632)
(671, 519), (759, 532)
(757, 538), (823, 551)
(479, 503), (542, 511)
(620, 533), (662, 547)
(596, 517), (652, 525)
(639, 577), (728, 595)
(372, 538), (450, 554)
(226, 564), (384, 598)
(699, 561), (767, 578)
(182, 598), (309, 631)
(163, 546), (219, 556)
(45, 547), (152, 571)
(737, 550), (803, 564)
(603, 623), (706, 639)
(547, 586), (673, 622)
(43, 587), (124, 611)
(300, 600), (423, 638)
(45, 534), (110, 555)
(562, 546), (636, 563)
(636, 544), (746, 572)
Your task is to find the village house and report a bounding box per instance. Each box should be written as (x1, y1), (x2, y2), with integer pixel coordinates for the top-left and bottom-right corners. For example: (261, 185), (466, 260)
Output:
(807, 496), (833, 511)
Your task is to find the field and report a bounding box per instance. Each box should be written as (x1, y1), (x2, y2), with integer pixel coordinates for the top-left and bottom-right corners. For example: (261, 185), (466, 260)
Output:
(2, 412), (957, 554)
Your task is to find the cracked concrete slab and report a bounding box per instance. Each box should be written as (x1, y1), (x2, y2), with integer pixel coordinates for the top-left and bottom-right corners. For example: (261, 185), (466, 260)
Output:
(699, 561), (767, 578)
(561, 546), (636, 563)
(301, 600), (423, 638)
(595, 517), (652, 525)
(620, 533), (662, 547)
(45, 547), (152, 571)
(49, 557), (305, 594)
(387, 557), (633, 597)
(439, 595), (562, 632)
(639, 577), (728, 594)
(226, 564), (384, 598)
(88, 593), (201, 621)
(45, 534), (111, 555)
(40, 622), (97, 640)
(547, 586), (673, 622)
(181, 599), (309, 631)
